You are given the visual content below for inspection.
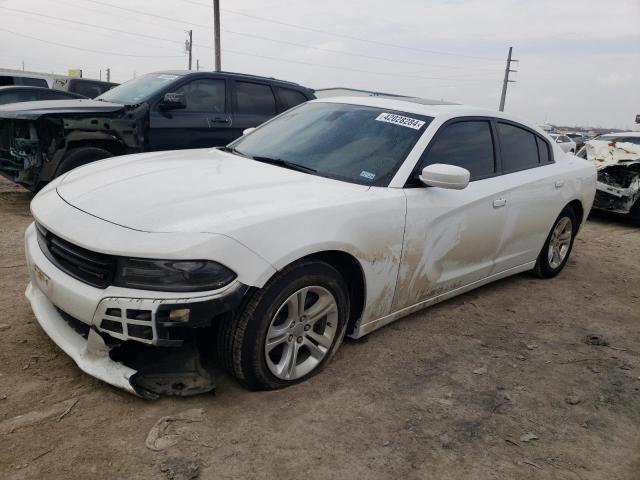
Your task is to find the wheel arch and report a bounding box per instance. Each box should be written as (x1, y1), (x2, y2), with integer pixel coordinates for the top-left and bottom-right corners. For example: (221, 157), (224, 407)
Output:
(567, 198), (584, 231)
(263, 249), (367, 336)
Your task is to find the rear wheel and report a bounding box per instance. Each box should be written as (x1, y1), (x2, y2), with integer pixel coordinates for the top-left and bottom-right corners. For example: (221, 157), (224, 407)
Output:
(217, 260), (349, 390)
(532, 206), (577, 278)
(56, 147), (113, 176)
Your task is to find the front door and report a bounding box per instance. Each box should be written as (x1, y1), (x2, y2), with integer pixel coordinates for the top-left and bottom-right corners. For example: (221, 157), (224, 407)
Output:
(148, 78), (233, 151)
(393, 119), (509, 310)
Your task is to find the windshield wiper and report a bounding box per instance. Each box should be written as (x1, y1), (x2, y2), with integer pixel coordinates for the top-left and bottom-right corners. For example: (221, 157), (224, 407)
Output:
(217, 146), (251, 158)
(251, 156), (317, 173)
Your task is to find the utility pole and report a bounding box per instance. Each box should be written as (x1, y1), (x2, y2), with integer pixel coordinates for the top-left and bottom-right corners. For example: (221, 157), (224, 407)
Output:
(106, 68), (111, 82)
(213, 0), (221, 71)
(196, 59), (200, 71)
(498, 47), (517, 112)
(186, 30), (193, 70)
(21, 60), (24, 71)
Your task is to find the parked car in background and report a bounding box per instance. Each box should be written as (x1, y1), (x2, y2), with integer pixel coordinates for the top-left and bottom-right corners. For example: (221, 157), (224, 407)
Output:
(549, 133), (576, 153)
(577, 131), (640, 217)
(25, 98), (596, 398)
(0, 70), (315, 190)
(0, 73), (49, 88)
(52, 77), (118, 99)
(0, 86), (86, 105)
(566, 133), (587, 150)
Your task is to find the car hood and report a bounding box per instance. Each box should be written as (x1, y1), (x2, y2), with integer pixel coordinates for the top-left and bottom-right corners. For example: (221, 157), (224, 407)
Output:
(55, 148), (368, 234)
(0, 99), (125, 119)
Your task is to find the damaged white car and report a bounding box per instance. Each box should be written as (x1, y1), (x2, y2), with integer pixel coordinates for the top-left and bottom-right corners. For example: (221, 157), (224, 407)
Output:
(25, 98), (596, 399)
(577, 132), (640, 217)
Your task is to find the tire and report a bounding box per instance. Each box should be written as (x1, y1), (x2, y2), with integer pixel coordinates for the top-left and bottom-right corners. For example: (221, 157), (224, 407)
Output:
(217, 260), (350, 390)
(629, 197), (640, 220)
(56, 147), (113, 176)
(532, 205), (577, 278)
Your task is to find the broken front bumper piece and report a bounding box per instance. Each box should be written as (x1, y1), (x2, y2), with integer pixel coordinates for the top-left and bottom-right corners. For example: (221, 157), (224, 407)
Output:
(25, 281), (247, 399)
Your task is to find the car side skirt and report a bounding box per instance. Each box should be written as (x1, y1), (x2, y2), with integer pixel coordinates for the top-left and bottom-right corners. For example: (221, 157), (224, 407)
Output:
(350, 261), (536, 338)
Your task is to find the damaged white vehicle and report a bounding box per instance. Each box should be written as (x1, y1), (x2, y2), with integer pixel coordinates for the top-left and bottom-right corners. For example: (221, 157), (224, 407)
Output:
(25, 98), (596, 399)
(577, 132), (640, 217)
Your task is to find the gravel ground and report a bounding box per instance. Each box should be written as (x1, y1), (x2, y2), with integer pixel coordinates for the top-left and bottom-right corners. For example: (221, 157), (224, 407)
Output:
(0, 175), (639, 480)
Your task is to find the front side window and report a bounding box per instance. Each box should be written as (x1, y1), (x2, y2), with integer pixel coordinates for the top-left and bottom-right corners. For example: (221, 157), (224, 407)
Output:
(176, 79), (225, 113)
(498, 122), (539, 172)
(230, 102), (432, 186)
(236, 82), (276, 115)
(420, 121), (495, 180)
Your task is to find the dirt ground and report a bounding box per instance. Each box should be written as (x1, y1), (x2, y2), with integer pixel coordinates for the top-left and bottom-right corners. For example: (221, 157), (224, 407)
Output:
(0, 175), (639, 480)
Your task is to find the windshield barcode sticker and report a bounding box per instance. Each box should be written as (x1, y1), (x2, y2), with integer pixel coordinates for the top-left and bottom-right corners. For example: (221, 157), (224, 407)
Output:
(375, 112), (425, 130)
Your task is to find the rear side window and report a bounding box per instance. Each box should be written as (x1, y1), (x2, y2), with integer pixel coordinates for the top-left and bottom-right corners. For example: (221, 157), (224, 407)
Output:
(536, 137), (551, 163)
(421, 120), (495, 180)
(498, 122), (539, 172)
(236, 82), (276, 115)
(276, 87), (308, 110)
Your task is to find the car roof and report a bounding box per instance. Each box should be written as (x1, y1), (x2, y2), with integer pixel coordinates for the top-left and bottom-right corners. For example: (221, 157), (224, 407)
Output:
(599, 131), (640, 137)
(149, 70), (310, 89)
(310, 96), (543, 132)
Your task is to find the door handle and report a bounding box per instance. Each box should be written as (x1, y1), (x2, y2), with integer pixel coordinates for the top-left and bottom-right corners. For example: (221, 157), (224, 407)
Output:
(208, 116), (231, 127)
(555, 180), (565, 189)
(492, 198), (507, 208)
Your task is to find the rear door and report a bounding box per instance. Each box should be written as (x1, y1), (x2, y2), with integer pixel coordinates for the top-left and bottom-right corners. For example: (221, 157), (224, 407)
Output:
(148, 77), (233, 150)
(230, 80), (278, 139)
(491, 121), (565, 273)
(393, 118), (510, 310)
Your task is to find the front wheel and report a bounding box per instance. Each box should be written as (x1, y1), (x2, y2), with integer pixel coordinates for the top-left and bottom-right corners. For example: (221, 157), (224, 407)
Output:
(217, 260), (350, 390)
(532, 206), (577, 278)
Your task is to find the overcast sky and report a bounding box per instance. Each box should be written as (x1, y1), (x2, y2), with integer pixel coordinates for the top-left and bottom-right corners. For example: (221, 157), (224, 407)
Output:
(1, 0), (638, 129)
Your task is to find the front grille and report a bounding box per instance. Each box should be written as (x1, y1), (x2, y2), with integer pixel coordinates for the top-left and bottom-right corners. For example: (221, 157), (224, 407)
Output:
(36, 223), (115, 288)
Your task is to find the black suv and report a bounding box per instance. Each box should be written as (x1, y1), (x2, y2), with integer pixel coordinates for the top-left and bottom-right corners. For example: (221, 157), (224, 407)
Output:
(0, 71), (315, 190)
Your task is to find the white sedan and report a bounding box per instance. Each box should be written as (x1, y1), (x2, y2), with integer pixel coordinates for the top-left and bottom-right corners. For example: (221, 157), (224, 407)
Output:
(25, 98), (596, 398)
(549, 133), (577, 154)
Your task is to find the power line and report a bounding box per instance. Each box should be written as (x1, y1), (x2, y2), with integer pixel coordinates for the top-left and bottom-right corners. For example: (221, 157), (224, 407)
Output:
(0, 28), (185, 58)
(0, 7), (182, 47)
(80, 0), (502, 73)
(221, 48), (493, 84)
(183, 0), (504, 62)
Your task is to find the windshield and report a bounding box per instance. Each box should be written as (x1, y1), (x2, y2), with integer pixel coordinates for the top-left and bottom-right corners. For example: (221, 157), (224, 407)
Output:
(96, 73), (183, 104)
(230, 102), (432, 186)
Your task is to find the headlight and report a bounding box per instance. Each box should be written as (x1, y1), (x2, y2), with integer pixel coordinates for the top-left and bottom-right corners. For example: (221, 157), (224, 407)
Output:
(113, 259), (236, 292)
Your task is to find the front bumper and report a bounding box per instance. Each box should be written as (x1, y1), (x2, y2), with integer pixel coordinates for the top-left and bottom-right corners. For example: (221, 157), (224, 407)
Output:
(24, 223), (248, 398)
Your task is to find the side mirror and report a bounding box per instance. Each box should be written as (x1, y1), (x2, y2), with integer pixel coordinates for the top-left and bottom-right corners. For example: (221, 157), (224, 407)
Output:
(419, 164), (470, 190)
(159, 92), (187, 110)
(242, 127), (256, 136)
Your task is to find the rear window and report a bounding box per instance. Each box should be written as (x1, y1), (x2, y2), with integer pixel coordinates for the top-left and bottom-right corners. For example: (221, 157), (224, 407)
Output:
(276, 87), (308, 110)
(498, 122), (540, 172)
(236, 82), (276, 115)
